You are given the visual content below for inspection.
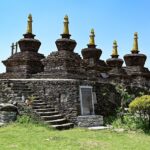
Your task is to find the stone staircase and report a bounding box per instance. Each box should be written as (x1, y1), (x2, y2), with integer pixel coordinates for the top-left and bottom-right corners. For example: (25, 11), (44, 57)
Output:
(6, 81), (74, 130)
(32, 98), (74, 130)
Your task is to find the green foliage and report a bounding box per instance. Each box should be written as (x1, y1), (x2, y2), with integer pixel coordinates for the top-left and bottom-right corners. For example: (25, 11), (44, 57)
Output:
(129, 95), (150, 115)
(114, 84), (133, 121)
(112, 114), (149, 131)
(129, 95), (150, 129)
(16, 115), (53, 130)
(16, 115), (32, 124)
(27, 95), (36, 102)
(115, 84), (132, 103)
(104, 115), (117, 125)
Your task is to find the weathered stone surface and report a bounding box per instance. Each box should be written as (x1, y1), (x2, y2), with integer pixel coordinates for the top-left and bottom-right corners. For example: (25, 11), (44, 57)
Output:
(124, 53), (147, 67)
(94, 83), (121, 116)
(81, 44), (108, 76)
(0, 79), (122, 124)
(0, 103), (18, 123)
(18, 33), (41, 53)
(39, 50), (83, 79)
(77, 115), (103, 127)
(2, 32), (45, 78)
(56, 38), (76, 52)
(81, 45), (102, 61)
(124, 66), (150, 76)
(0, 75), (150, 125)
(88, 126), (111, 130)
(0, 111), (17, 123)
(106, 58), (123, 68)
(0, 104), (18, 112)
(2, 51), (44, 75)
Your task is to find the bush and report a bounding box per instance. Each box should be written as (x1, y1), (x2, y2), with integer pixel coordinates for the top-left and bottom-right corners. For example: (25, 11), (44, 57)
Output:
(110, 114), (149, 132)
(115, 84), (133, 114)
(17, 115), (39, 125)
(129, 95), (150, 129)
(17, 115), (32, 124)
(16, 115), (53, 130)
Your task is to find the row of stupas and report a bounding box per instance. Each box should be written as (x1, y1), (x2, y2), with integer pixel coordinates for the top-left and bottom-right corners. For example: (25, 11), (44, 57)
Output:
(0, 14), (149, 79)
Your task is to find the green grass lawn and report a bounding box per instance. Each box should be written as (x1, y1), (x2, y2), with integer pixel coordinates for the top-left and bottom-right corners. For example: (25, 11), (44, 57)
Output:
(0, 123), (150, 150)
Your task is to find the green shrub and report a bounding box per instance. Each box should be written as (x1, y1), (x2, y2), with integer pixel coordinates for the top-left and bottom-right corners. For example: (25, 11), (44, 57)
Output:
(27, 95), (36, 102)
(111, 114), (149, 131)
(17, 115), (32, 124)
(129, 95), (150, 113)
(104, 115), (117, 125)
(115, 84), (132, 115)
(129, 95), (150, 129)
(16, 115), (54, 130)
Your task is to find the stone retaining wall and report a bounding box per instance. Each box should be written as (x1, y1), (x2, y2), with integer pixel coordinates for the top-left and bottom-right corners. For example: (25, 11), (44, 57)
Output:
(0, 79), (150, 124)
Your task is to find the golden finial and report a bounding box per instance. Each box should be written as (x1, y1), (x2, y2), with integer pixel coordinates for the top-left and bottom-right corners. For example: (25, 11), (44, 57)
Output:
(27, 14), (33, 34)
(63, 15), (69, 34)
(112, 40), (118, 56)
(131, 32), (139, 53)
(89, 28), (95, 45)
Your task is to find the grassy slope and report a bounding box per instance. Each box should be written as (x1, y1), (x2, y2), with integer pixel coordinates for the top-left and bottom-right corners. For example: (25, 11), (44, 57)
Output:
(0, 124), (150, 150)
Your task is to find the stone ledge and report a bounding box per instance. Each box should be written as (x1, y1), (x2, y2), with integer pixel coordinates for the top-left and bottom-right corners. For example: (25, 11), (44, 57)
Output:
(77, 115), (103, 127)
(0, 122), (5, 127)
(0, 79), (79, 81)
(88, 126), (111, 130)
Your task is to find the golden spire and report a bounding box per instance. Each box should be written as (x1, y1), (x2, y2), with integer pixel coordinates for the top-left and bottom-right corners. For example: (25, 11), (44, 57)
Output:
(27, 14), (33, 34)
(112, 40), (118, 56)
(63, 15), (69, 34)
(131, 32), (139, 53)
(89, 28), (95, 45)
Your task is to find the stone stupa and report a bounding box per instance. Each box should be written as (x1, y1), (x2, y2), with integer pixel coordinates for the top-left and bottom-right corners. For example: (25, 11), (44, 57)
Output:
(39, 15), (82, 79)
(124, 32), (148, 76)
(2, 14), (45, 78)
(106, 40), (125, 76)
(81, 29), (108, 79)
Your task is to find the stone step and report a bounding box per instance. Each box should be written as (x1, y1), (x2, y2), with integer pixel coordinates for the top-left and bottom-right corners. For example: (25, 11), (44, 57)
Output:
(30, 93), (40, 97)
(45, 118), (67, 125)
(41, 114), (63, 121)
(32, 100), (45, 104)
(34, 108), (55, 112)
(32, 103), (47, 106)
(51, 123), (74, 130)
(32, 105), (52, 109)
(29, 97), (74, 130)
(37, 111), (59, 116)
(32, 97), (41, 101)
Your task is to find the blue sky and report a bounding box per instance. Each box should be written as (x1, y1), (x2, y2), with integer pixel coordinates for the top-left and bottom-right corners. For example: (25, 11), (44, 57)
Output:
(0, 0), (150, 73)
